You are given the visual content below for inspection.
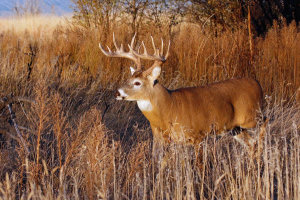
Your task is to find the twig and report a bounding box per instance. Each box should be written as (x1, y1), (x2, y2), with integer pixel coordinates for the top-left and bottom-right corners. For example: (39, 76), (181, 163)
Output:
(248, 5), (253, 65)
(7, 103), (30, 154)
(101, 101), (110, 121)
(0, 96), (36, 105)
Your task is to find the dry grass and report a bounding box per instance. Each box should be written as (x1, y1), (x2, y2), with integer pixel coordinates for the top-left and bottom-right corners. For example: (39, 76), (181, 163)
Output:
(0, 15), (299, 199)
(0, 15), (69, 35)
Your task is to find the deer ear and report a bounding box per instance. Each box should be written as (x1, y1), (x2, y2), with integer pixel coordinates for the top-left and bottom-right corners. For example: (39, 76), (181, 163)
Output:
(130, 66), (136, 75)
(147, 66), (161, 86)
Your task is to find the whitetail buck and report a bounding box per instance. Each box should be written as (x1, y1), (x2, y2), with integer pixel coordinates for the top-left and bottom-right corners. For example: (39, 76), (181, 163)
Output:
(99, 34), (263, 145)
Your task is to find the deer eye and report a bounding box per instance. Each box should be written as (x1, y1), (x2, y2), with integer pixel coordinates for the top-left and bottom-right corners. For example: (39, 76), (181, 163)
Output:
(134, 81), (141, 86)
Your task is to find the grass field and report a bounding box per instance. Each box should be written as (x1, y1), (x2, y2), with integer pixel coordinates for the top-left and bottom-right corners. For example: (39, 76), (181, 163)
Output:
(0, 15), (299, 199)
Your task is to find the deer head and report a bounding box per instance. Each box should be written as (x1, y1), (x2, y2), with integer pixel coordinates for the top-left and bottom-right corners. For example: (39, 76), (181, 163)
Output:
(99, 34), (170, 103)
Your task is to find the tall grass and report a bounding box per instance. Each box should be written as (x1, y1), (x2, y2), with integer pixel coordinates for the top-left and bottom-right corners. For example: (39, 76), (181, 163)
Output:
(0, 16), (299, 199)
(0, 15), (68, 35)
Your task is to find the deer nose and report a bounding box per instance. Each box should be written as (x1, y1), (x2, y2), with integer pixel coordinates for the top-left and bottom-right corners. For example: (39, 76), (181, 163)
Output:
(115, 89), (128, 100)
(115, 90), (120, 98)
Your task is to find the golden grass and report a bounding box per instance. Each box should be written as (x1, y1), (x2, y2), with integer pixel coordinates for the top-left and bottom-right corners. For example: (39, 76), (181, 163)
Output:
(0, 15), (299, 199)
(0, 15), (69, 35)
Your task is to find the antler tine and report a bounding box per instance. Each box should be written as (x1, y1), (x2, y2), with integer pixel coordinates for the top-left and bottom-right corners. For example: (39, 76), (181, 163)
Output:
(150, 36), (159, 56)
(130, 33), (137, 50)
(141, 41), (148, 56)
(106, 45), (112, 53)
(160, 38), (164, 56)
(128, 33), (142, 71)
(99, 34), (142, 71)
(98, 43), (111, 56)
(128, 36), (170, 63)
(100, 34), (170, 72)
(127, 43), (142, 71)
(165, 40), (170, 60)
(112, 32), (120, 51)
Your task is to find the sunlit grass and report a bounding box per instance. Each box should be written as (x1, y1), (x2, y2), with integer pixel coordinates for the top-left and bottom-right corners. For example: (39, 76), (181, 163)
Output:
(0, 14), (299, 199)
(0, 14), (69, 35)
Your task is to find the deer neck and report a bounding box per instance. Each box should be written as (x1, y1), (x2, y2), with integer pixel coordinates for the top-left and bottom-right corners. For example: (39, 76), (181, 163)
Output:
(137, 83), (172, 128)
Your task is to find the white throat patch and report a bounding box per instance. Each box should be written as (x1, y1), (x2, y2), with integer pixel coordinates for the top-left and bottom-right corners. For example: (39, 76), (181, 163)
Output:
(137, 100), (153, 111)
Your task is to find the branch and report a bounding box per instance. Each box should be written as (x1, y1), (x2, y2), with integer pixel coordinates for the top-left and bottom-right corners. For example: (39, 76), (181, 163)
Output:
(0, 95), (34, 155)
(0, 96), (36, 105)
(7, 103), (30, 154)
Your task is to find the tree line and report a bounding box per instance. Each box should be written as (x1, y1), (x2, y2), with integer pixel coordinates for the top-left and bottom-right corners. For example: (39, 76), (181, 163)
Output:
(71, 0), (299, 36)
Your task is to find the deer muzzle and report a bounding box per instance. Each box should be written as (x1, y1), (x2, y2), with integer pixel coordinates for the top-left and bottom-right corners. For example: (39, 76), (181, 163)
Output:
(115, 89), (128, 100)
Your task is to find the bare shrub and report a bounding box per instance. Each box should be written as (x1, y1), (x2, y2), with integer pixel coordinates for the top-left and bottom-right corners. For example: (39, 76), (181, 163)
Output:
(14, 0), (41, 16)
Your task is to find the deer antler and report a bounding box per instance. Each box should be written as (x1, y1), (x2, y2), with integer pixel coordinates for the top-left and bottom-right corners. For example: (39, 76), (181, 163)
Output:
(128, 36), (170, 76)
(99, 33), (142, 71)
(128, 36), (170, 64)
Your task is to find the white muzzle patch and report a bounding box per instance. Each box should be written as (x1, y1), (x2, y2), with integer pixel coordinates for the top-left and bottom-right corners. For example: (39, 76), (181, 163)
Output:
(137, 100), (153, 111)
(116, 89), (128, 100)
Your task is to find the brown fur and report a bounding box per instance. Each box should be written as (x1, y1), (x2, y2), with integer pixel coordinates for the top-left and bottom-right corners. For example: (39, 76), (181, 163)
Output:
(120, 74), (263, 144)
(100, 36), (263, 145)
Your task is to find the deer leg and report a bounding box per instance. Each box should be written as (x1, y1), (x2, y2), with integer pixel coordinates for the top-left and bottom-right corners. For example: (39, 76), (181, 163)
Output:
(233, 129), (256, 150)
(233, 119), (268, 160)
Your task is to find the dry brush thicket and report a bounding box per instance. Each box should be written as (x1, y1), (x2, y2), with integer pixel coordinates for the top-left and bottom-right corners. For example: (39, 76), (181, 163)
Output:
(0, 16), (299, 199)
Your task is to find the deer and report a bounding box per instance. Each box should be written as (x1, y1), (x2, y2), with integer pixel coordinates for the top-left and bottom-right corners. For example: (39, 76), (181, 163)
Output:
(99, 34), (263, 147)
